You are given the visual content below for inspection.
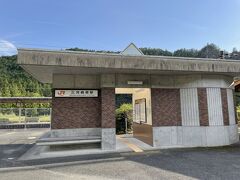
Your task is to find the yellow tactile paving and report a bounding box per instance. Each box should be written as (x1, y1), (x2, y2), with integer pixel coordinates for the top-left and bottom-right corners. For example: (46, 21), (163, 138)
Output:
(118, 136), (143, 153)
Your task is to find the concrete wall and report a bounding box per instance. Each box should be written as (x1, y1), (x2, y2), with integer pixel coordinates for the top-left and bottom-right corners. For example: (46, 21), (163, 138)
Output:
(132, 88), (152, 125)
(153, 125), (239, 148)
(132, 88), (153, 145)
(53, 74), (233, 89)
(152, 86), (238, 148)
(18, 49), (240, 85)
(180, 88), (200, 126)
(53, 74), (100, 88)
(207, 88), (224, 126)
(150, 74), (237, 148)
(50, 128), (101, 138)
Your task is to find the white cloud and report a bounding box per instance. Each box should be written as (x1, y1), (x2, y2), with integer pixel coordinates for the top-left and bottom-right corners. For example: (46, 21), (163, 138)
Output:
(0, 40), (17, 56)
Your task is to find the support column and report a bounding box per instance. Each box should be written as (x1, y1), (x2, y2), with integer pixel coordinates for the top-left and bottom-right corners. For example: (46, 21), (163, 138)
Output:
(101, 88), (116, 150)
(226, 89), (236, 125)
(151, 88), (182, 147)
(221, 88), (229, 126)
(198, 88), (209, 126)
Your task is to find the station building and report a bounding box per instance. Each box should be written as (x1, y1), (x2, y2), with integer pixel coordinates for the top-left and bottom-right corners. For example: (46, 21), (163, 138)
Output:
(17, 43), (240, 150)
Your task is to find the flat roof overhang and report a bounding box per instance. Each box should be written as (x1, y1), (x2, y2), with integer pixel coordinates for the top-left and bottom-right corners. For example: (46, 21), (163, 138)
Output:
(17, 48), (240, 83)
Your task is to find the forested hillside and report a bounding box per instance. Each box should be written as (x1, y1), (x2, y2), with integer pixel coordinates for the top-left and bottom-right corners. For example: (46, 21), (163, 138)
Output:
(0, 55), (51, 98)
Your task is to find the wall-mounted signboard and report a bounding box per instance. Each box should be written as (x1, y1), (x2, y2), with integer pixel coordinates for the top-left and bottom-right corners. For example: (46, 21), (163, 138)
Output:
(55, 90), (98, 97)
(134, 98), (147, 123)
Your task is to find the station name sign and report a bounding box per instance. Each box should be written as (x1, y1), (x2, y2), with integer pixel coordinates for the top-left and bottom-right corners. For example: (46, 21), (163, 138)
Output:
(55, 90), (98, 97)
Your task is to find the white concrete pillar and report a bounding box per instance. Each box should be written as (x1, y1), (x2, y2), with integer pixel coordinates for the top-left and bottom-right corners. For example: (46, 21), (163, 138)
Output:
(227, 89), (236, 125)
(180, 88), (200, 126)
(206, 88), (224, 126)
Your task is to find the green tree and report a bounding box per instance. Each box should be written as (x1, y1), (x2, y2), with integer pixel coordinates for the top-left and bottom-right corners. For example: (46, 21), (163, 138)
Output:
(0, 55), (52, 108)
(198, 43), (220, 59)
(230, 48), (240, 60)
(116, 103), (133, 134)
(173, 48), (199, 57)
(11, 84), (22, 97)
(140, 48), (172, 56)
(1, 85), (11, 97)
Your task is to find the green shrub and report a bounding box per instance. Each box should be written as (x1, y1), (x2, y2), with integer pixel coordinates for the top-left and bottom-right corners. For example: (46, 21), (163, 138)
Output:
(0, 118), (9, 124)
(115, 103), (133, 134)
(25, 117), (39, 123)
(236, 106), (240, 125)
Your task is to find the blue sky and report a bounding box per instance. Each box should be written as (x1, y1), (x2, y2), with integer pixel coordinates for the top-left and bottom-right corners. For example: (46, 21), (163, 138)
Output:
(0, 0), (240, 56)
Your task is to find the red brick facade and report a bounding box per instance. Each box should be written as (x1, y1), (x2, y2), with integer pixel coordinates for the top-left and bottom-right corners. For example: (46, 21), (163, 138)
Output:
(151, 88), (181, 127)
(52, 96), (101, 129)
(52, 88), (116, 129)
(101, 88), (116, 128)
(197, 88), (209, 126)
(51, 87), (234, 130)
(221, 88), (229, 125)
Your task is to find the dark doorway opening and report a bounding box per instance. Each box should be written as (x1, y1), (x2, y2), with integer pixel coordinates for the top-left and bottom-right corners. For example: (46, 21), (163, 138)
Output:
(115, 88), (153, 146)
(115, 93), (133, 134)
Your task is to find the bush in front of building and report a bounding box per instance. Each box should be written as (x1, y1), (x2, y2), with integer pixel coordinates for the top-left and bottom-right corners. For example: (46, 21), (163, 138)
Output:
(115, 103), (133, 134)
(237, 106), (240, 126)
(0, 118), (9, 124)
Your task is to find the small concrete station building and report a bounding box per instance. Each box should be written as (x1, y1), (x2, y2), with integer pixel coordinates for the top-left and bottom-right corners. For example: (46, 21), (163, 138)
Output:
(17, 43), (240, 150)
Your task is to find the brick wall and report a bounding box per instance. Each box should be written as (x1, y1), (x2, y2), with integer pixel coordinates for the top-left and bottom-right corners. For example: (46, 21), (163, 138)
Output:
(151, 88), (232, 127)
(101, 88), (116, 128)
(52, 96), (101, 129)
(197, 88), (209, 126)
(151, 88), (181, 127)
(52, 88), (116, 129)
(51, 87), (234, 130)
(221, 88), (229, 125)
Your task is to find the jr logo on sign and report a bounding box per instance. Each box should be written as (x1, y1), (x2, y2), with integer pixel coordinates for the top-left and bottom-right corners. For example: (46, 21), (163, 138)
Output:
(57, 90), (65, 96)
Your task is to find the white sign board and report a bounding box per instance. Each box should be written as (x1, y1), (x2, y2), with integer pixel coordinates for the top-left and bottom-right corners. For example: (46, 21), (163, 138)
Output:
(55, 90), (98, 97)
(134, 98), (146, 123)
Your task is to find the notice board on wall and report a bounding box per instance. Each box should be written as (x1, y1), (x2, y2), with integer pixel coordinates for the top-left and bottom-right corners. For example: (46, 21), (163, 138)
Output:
(134, 98), (147, 123)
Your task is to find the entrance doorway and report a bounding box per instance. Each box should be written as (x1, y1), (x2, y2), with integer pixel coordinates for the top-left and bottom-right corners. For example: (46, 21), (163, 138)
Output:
(115, 88), (153, 146)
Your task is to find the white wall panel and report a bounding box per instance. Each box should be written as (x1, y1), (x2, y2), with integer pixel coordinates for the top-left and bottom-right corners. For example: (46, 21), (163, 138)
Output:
(180, 88), (200, 126)
(207, 88), (224, 126)
(152, 125), (239, 148)
(227, 89), (236, 125)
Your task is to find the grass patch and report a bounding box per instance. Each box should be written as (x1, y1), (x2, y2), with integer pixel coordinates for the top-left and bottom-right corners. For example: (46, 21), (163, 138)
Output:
(0, 113), (50, 123)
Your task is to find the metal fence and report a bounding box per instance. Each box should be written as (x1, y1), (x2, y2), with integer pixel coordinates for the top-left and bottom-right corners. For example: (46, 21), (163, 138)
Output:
(0, 108), (51, 128)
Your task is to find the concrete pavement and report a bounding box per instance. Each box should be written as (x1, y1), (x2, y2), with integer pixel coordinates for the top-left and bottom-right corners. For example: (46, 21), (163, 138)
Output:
(2, 146), (240, 179)
(1, 129), (240, 179)
(0, 128), (49, 168)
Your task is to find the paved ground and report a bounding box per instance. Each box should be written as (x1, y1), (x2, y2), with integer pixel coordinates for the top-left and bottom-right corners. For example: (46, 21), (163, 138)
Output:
(1, 129), (240, 179)
(2, 146), (240, 180)
(0, 128), (49, 168)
